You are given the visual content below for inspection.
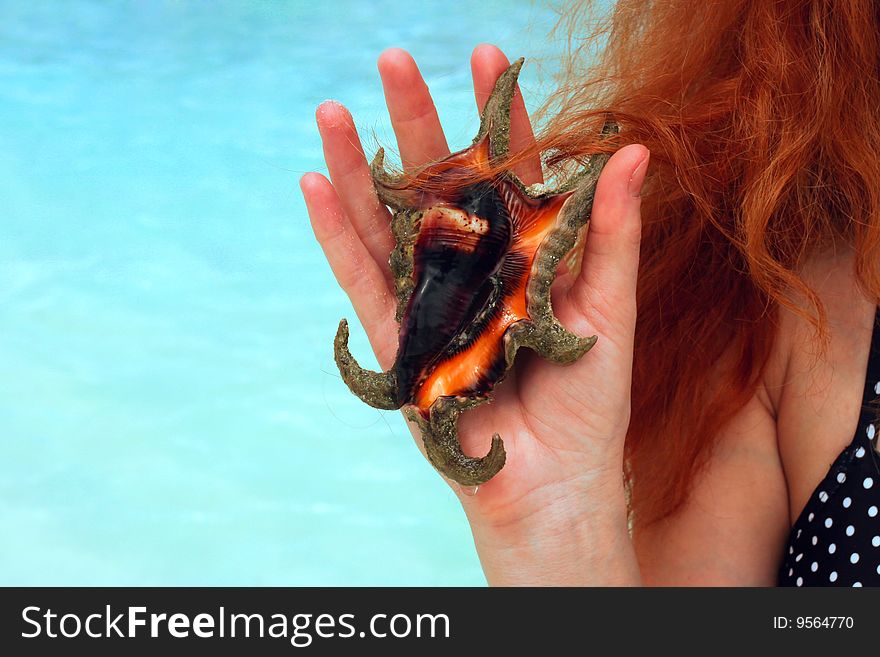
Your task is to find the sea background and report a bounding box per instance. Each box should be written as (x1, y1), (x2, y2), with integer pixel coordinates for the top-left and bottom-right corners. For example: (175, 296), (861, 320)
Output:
(0, 0), (572, 585)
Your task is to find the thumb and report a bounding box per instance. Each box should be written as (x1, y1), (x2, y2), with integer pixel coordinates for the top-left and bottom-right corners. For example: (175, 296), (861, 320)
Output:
(565, 144), (648, 332)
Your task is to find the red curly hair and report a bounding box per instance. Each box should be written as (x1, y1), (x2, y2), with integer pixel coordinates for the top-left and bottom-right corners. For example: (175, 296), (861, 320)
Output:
(525, 0), (880, 526)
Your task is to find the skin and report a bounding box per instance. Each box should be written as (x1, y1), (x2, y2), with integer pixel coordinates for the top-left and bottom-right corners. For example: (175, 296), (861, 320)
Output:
(638, 247), (875, 585)
(300, 44), (876, 585)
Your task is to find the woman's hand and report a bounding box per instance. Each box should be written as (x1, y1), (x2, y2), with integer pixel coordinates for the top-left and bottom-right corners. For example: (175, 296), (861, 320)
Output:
(301, 44), (648, 585)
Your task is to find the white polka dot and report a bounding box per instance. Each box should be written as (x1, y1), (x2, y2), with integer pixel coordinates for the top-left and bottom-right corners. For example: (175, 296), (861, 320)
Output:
(795, 553), (803, 562)
(808, 512), (815, 522)
(837, 472), (846, 484)
(875, 380), (880, 395)
(853, 582), (863, 587)
(824, 517), (833, 528)
(846, 525), (855, 537)
(864, 477), (874, 489)
(789, 546), (794, 555)
(796, 529), (802, 539)
(868, 424), (876, 440)
(812, 535), (818, 546)
(796, 577), (803, 587)
(850, 552), (860, 564)
(872, 535), (880, 547)
(810, 561), (818, 572)
(877, 564), (880, 575)
(843, 496), (852, 508)
(828, 543), (837, 554)
(869, 505), (878, 518)
(818, 491), (829, 503)
(788, 567), (794, 577)
(855, 446), (866, 458)
(829, 571), (838, 582)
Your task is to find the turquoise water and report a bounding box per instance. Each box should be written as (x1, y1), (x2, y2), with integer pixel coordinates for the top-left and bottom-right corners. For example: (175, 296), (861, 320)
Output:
(0, 0), (562, 585)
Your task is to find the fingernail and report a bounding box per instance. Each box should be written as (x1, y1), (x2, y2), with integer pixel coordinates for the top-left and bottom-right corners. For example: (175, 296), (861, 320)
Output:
(627, 153), (650, 198)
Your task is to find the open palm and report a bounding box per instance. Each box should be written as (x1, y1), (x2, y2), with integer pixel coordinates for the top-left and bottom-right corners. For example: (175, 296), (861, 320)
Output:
(301, 45), (648, 527)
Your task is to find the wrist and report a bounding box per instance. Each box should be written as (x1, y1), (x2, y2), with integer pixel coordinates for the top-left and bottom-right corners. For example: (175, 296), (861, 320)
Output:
(461, 465), (640, 586)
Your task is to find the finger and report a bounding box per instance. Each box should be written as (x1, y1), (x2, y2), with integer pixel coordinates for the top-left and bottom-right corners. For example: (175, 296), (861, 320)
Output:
(563, 145), (649, 335)
(300, 172), (398, 368)
(316, 101), (396, 287)
(471, 43), (543, 185)
(377, 48), (450, 171)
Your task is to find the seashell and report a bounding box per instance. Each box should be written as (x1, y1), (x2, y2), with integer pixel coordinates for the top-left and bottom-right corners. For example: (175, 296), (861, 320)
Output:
(334, 58), (613, 485)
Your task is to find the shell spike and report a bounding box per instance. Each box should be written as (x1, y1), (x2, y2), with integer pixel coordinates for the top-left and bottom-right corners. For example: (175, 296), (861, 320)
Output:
(333, 319), (400, 410)
(410, 397), (506, 487)
(504, 319), (596, 365)
(474, 57), (525, 162)
(370, 147), (419, 211)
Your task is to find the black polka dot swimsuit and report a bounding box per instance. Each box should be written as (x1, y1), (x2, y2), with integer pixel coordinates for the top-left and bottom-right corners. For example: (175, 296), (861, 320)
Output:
(777, 308), (880, 587)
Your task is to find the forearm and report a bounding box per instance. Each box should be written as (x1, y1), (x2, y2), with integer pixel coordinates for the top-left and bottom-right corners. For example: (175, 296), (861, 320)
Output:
(462, 471), (641, 586)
